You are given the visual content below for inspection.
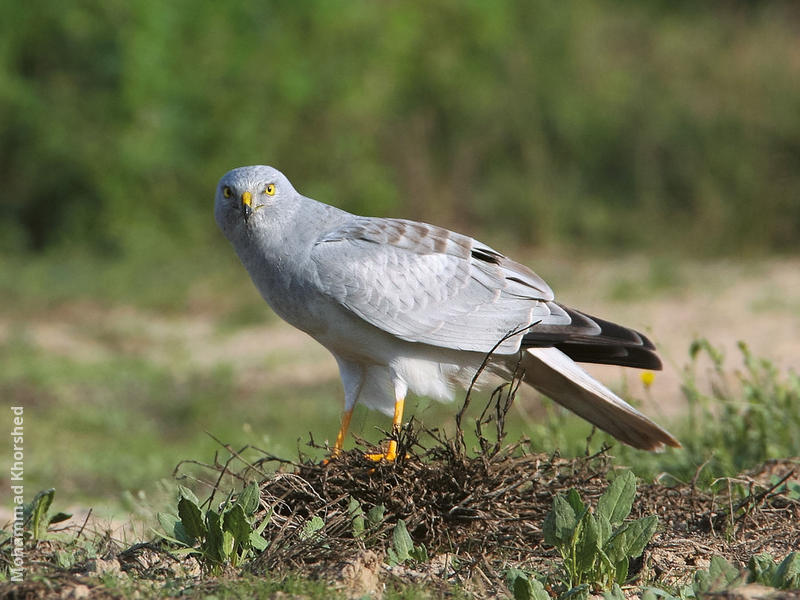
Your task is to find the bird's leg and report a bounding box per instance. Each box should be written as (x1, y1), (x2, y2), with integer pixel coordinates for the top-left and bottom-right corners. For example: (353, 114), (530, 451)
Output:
(331, 407), (354, 457)
(365, 394), (405, 462)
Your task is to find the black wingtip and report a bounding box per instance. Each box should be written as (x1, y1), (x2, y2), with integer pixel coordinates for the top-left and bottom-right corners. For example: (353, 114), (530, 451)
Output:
(522, 305), (663, 370)
(553, 344), (663, 370)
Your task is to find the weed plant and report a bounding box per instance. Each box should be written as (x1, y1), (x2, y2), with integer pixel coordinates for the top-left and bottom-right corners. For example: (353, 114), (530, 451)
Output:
(614, 340), (800, 485)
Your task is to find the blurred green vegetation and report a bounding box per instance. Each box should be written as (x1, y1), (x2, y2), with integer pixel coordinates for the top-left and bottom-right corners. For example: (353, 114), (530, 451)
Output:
(2, 0), (799, 267)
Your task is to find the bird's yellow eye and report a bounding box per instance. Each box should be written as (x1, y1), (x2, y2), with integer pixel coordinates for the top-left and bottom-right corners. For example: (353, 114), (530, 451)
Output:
(265, 184), (276, 196)
(222, 186), (232, 198)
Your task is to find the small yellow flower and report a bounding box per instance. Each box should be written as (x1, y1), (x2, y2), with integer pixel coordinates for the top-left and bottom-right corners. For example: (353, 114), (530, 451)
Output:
(640, 371), (655, 389)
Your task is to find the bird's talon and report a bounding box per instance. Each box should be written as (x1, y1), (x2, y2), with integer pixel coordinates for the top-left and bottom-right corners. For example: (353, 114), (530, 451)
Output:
(365, 449), (397, 462)
(365, 439), (399, 462)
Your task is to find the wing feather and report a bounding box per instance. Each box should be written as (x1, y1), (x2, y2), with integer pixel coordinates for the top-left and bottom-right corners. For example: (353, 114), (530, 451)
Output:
(311, 217), (558, 353)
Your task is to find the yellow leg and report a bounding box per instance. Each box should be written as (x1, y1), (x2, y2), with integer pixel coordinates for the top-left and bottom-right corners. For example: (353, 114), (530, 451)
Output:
(331, 407), (354, 457)
(366, 396), (405, 462)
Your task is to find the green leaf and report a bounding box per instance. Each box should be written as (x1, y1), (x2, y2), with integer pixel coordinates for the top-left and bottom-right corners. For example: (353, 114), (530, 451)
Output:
(694, 568), (711, 593)
(158, 513), (181, 538)
(708, 555), (741, 587)
(624, 515), (658, 558)
(748, 552), (776, 585)
(773, 552), (800, 589)
(55, 550), (74, 569)
(392, 519), (414, 563)
(597, 513), (612, 547)
(566, 488), (586, 516)
(614, 558), (629, 585)
(151, 525), (190, 547)
(204, 509), (224, 564)
(48, 512), (73, 525)
(787, 482), (800, 500)
(543, 494), (577, 549)
(221, 529), (235, 560)
(508, 570), (549, 600)
(604, 523), (629, 564)
(526, 578), (549, 600)
(597, 471), (636, 527)
(249, 530), (269, 551)
(386, 548), (400, 566)
(173, 521), (195, 546)
(177, 485), (200, 506)
(236, 482), (261, 516)
(348, 497), (365, 538)
(300, 515), (325, 541)
(222, 504), (252, 549)
(155, 513), (194, 547)
(602, 583), (626, 600)
(512, 574), (534, 600)
(506, 568), (527, 585)
(366, 504), (385, 526)
(574, 512), (600, 575)
(409, 543), (428, 562)
(80, 540), (97, 559)
(696, 556), (742, 593)
(562, 583), (590, 600)
(22, 489), (52, 523)
(640, 587), (679, 600)
(254, 509), (271, 536)
(177, 497), (206, 540)
(25, 488), (55, 539)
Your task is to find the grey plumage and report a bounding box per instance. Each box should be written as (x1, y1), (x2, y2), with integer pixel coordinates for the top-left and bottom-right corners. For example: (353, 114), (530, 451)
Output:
(214, 165), (680, 452)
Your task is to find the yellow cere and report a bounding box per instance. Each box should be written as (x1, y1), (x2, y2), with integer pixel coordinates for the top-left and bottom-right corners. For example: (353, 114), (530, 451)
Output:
(241, 191), (252, 206)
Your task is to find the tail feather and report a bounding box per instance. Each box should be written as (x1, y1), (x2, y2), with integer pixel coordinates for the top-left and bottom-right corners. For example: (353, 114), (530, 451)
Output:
(520, 347), (680, 451)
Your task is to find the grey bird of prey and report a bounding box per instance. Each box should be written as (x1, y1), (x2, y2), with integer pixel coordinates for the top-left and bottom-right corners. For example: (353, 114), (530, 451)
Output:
(215, 165), (680, 460)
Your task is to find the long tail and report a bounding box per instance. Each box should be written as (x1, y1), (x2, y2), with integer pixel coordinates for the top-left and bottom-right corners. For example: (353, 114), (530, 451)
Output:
(520, 346), (680, 451)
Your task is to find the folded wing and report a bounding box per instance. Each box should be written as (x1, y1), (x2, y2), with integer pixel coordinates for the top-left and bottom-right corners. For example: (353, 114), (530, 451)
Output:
(311, 217), (562, 354)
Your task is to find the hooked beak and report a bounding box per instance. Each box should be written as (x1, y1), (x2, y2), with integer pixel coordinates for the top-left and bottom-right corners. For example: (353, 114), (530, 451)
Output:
(241, 191), (252, 221)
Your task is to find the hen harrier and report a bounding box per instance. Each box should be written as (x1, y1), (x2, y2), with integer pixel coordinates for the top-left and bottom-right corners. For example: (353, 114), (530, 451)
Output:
(215, 165), (679, 460)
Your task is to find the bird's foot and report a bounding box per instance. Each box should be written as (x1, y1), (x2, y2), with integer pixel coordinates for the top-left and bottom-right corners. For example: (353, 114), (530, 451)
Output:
(321, 446), (343, 466)
(364, 440), (398, 463)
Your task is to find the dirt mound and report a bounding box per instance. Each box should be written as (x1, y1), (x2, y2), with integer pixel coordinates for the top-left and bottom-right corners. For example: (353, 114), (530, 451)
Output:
(252, 429), (612, 576)
(157, 416), (797, 596)
(4, 440), (797, 599)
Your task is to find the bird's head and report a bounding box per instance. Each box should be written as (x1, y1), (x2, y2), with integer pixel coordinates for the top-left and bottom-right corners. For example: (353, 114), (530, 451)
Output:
(214, 165), (296, 236)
